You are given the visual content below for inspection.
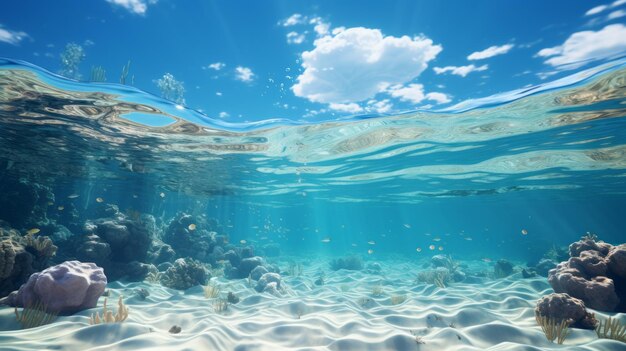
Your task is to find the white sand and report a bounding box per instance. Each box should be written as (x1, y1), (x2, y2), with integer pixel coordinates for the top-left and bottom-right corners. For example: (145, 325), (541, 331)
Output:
(1, 257), (625, 351)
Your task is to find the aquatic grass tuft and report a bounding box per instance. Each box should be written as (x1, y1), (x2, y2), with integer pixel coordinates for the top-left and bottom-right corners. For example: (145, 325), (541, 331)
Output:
(14, 300), (58, 329)
(203, 283), (221, 299)
(535, 314), (570, 344)
(596, 317), (626, 343)
(213, 299), (228, 314)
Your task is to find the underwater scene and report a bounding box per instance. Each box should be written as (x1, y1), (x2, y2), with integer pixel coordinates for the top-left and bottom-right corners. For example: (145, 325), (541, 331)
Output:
(1, 1), (626, 350)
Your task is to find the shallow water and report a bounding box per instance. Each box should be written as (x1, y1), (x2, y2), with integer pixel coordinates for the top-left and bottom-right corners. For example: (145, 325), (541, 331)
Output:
(1, 57), (626, 350)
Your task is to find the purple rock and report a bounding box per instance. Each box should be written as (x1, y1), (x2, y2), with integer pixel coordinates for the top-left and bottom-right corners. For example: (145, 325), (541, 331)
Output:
(3, 260), (107, 314)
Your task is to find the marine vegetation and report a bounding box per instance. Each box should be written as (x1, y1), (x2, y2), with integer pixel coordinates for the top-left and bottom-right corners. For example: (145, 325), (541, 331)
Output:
(596, 317), (626, 343)
(535, 314), (570, 344)
(89, 296), (129, 325)
(14, 300), (58, 329)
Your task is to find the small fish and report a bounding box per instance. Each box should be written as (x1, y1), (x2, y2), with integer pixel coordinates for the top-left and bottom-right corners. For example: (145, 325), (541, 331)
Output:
(416, 247), (422, 253)
(367, 249), (374, 254)
(68, 194), (79, 199)
(429, 245), (436, 250)
(240, 240), (247, 244)
(438, 246), (444, 251)
(321, 237), (331, 243)
(433, 237), (441, 242)
(521, 229), (528, 235)
(96, 197), (104, 203)
(159, 192), (165, 198)
(351, 243), (357, 247)
(188, 224), (196, 231)
(57, 205), (64, 211)
(403, 224), (411, 229)
(26, 228), (40, 236)
(47, 201), (54, 206)
(132, 194), (138, 199)
(481, 258), (492, 263)
(465, 237), (473, 241)
(367, 240), (376, 245)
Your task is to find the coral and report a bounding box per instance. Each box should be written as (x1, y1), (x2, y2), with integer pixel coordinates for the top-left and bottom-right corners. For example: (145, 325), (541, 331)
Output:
(535, 293), (597, 329)
(1, 260), (107, 315)
(0, 178), (54, 228)
(548, 235), (626, 312)
(162, 213), (215, 261)
(89, 296), (129, 324)
(330, 256), (363, 271)
(227, 292), (239, 304)
(416, 268), (451, 288)
(203, 283), (220, 299)
(255, 272), (282, 294)
(160, 258), (209, 290)
(0, 239), (17, 279)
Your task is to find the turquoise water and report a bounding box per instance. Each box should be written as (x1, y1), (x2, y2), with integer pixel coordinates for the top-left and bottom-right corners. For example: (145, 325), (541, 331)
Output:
(1, 57), (625, 264)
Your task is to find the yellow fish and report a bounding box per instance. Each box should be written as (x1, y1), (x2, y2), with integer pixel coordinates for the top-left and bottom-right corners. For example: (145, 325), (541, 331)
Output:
(416, 247), (422, 252)
(429, 245), (435, 250)
(188, 224), (196, 231)
(321, 237), (331, 243)
(438, 246), (444, 251)
(26, 228), (40, 236)
(521, 229), (528, 235)
(96, 197), (104, 203)
(367, 249), (374, 254)
(68, 194), (79, 199)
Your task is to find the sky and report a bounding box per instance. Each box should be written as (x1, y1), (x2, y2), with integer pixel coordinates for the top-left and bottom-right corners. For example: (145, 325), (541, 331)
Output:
(1, 0), (626, 122)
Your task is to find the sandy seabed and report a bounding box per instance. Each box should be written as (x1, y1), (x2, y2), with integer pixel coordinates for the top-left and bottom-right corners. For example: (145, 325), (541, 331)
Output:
(0, 257), (625, 351)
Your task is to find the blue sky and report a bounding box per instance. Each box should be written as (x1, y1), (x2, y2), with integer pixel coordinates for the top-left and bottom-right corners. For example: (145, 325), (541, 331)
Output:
(1, 0), (626, 122)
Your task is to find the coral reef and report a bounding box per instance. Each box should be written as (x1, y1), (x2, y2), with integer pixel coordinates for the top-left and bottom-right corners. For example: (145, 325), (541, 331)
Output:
(162, 213), (217, 262)
(160, 258), (209, 290)
(0, 178), (54, 228)
(0, 260), (107, 315)
(89, 296), (129, 324)
(493, 259), (514, 278)
(535, 293), (597, 329)
(548, 234), (626, 312)
(255, 272), (282, 295)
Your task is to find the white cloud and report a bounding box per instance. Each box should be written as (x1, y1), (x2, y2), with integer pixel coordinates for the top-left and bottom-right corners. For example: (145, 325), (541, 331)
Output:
(286, 31), (305, 44)
(425, 92), (451, 104)
(280, 14), (306, 26)
(204, 62), (225, 71)
(365, 99), (393, 113)
(608, 9), (626, 19)
(386, 84), (450, 104)
(235, 66), (254, 82)
(106, 0), (157, 15)
(309, 17), (330, 36)
(586, 5), (608, 16)
(0, 25), (28, 45)
(584, 0), (626, 16)
(433, 64), (488, 77)
(218, 112), (229, 118)
(215, 91), (222, 96)
(292, 27), (442, 104)
(537, 24), (626, 69)
(467, 44), (514, 60)
(328, 102), (363, 113)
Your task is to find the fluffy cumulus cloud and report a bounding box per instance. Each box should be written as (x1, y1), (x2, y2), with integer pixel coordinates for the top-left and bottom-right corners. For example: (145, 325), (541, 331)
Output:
(433, 64), (488, 77)
(286, 31), (305, 44)
(292, 27), (442, 104)
(0, 25), (28, 45)
(106, 0), (157, 15)
(218, 111), (230, 118)
(234, 66), (255, 82)
(386, 84), (450, 104)
(467, 44), (514, 60)
(537, 24), (626, 69)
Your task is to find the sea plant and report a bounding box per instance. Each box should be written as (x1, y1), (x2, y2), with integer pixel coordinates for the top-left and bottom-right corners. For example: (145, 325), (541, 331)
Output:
(90, 66), (106, 82)
(213, 299), (228, 314)
(203, 283), (220, 299)
(288, 262), (303, 277)
(535, 314), (570, 344)
(371, 284), (384, 297)
(14, 300), (57, 329)
(89, 296), (129, 325)
(596, 317), (626, 343)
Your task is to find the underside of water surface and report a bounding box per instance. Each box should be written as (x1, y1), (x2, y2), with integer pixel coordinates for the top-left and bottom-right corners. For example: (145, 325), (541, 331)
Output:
(0, 57), (625, 350)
